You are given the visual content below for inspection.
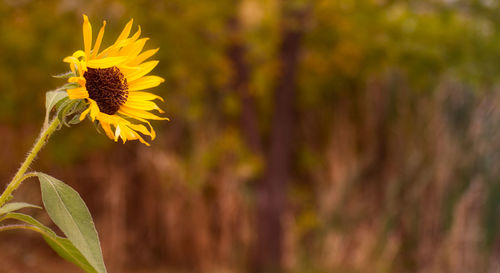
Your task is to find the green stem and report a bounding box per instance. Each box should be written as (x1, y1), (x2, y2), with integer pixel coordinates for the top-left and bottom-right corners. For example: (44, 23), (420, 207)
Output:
(0, 224), (36, 233)
(0, 118), (60, 207)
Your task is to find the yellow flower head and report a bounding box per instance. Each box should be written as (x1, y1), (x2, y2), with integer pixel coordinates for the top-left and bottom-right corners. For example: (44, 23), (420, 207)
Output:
(63, 14), (167, 146)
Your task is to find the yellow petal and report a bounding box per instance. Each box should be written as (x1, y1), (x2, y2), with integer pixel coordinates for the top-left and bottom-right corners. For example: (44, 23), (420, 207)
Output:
(145, 121), (157, 140)
(128, 76), (164, 91)
(100, 121), (115, 140)
(89, 100), (100, 121)
(83, 15), (92, 59)
(127, 123), (154, 138)
(78, 60), (87, 74)
(115, 18), (133, 44)
(63, 56), (78, 64)
(123, 125), (150, 146)
(129, 26), (141, 43)
(118, 65), (141, 75)
(92, 20), (107, 58)
(69, 77), (86, 86)
(119, 105), (168, 120)
(67, 87), (89, 99)
(118, 126), (131, 142)
(79, 107), (91, 121)
(97, 37), (136, 58)
(96, 112), (131, 126)
(125, 60), (158, 82)
(130, 133), (150, 146)
(124, 99), (162, 112)
(114, 125), (122, 142)
(87, 56), (128, 68)
(72, 50), (86, 60)
(63, 56), (78, 73)
(127, 91), (164, 102)
(127, 48), (159, 66)
(116, 112), (157, 140)
(136, 136), (150, 146)
(120, 38), (148, 59)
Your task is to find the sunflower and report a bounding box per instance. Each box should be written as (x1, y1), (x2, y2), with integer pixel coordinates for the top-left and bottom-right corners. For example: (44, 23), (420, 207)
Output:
(63, 14), (167, 146)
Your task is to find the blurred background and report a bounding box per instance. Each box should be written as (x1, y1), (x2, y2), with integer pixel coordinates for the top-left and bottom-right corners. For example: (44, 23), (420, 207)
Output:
(1, 0), (500, 272)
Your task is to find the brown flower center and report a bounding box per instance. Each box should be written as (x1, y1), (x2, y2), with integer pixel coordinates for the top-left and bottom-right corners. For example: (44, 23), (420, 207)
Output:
(83, 67), (128, 115)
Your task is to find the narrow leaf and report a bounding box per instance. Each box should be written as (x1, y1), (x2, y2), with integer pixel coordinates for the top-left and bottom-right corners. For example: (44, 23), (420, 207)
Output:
(52, 71), (77, 79)
(36, 173), (107, 273)
(0, 212), (97, 273)
(0, 202), (41, 215)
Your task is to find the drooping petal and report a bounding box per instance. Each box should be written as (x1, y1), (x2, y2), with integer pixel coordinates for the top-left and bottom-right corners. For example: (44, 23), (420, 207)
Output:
(119, 105), (169, 120)
(89, 100), (100, 121)
(127, 123), (154, 138)
(79, 105), (91, 121)
(72, 50), (87, 60)
(100, 121), (116, 140)
(63, 56), (77, 64)
(63, 56), (79, 72)
(96, 112), (131, 126)
(121, 125), (150, 146)
(116, 113), (157, 140)
(135, 135), (150, 146)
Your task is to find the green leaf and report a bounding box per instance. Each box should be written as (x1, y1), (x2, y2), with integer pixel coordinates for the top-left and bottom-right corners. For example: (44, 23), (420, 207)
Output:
(36, 173), (107, 273)
(0, 212), (97, 273)
(0, 202), (41, 215)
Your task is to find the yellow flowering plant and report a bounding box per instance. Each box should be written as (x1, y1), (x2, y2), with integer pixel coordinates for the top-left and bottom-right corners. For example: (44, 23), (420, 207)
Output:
(0, 15), (166, 273)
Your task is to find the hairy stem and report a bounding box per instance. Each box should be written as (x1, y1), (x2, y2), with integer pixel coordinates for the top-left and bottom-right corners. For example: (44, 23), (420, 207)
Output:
(0, 118), (60, 207)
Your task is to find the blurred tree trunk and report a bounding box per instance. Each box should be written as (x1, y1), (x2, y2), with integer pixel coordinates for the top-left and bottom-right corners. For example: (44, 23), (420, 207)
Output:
(227, 15), (262, 153)
(226, 2), (309, 271)
(254, 4), (309, 272)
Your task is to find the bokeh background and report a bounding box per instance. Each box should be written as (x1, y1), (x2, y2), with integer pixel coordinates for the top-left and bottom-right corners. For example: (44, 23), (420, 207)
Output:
(1, 0), (500, 272)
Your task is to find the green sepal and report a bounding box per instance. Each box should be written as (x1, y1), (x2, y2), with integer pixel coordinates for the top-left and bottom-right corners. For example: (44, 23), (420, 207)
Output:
(57, 99), (88, 127)
(45, 91), (69, 127)
(93, 120), (104, 135)
(52, 71), (77, 79)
